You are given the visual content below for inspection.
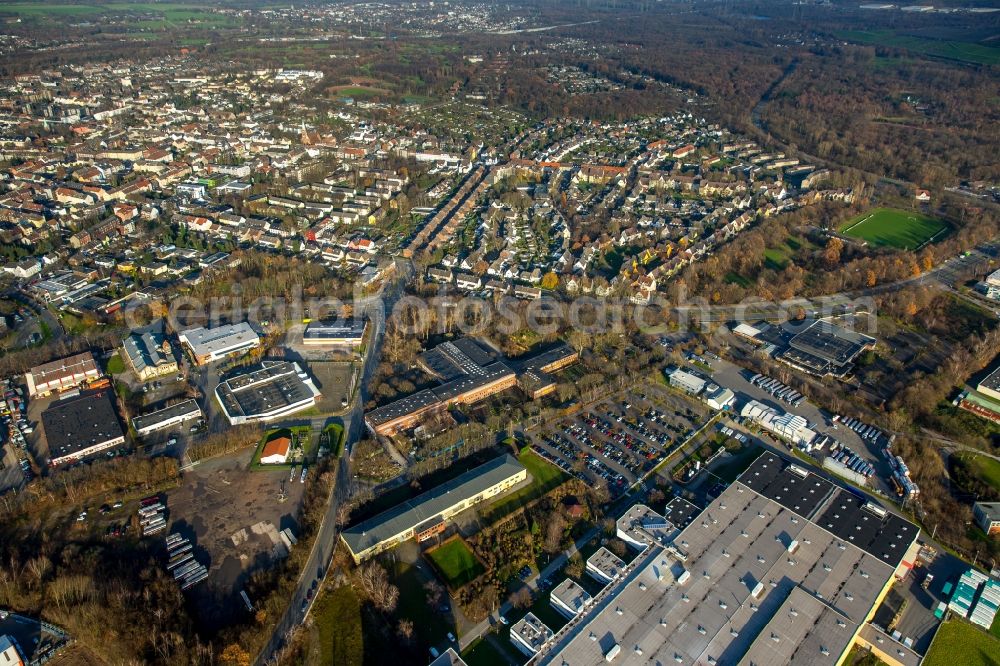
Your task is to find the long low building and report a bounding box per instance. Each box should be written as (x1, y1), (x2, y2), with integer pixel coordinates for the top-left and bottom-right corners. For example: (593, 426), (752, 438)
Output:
(533, 452), (920, 666)
(132, 399), (203, 436)
(302, 318), (368, 349)
(341, 454), (527, 563)
(365, 362), (517, 435)
(26, 351), (102, 397)
(178, 322), (260, 365)
(215, 361), (320, 425)
(41, 390), (125, 466)
(365, 338), (578, 436)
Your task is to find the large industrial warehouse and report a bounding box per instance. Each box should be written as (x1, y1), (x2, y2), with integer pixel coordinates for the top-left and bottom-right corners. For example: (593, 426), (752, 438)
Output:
(41, 390), (125, 466)
(215, 361), (321, 425)
(532, 452), (921, 666)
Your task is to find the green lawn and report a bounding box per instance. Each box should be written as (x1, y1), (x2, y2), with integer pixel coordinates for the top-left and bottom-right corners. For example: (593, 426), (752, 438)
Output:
(389, 561), (455, 644)
(838, 30), (1000, 66)
(763, 236), (813, 271)
(839, 207), (948, 250)
(462, 636), (519, 666)
(310, 585), (363, 665)
(323, 423), (345, 458)
(425, 537), (485, 589)
(249, 426), (313, 471)
(106, 353), (126, 375)
(482, 449), (569, 521)
(923, 618), (1000, 666)
(959, 452), (1000, 493)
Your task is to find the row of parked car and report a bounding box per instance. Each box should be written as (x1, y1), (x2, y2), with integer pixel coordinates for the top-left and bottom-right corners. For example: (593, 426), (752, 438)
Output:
(832, 415), (888, 446)
(748, 373), (804, 407)
(1, 380), (33, 482)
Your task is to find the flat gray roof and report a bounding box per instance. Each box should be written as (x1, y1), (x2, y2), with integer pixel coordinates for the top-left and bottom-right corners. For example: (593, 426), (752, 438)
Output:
(216, 361), (318, 420)
(617, 504), (677, 547)
(511, 613), (553, 653)
(342, 455), (525, 556)
(132, 399), (201, 432)
(587, 547), (626, 580)
(429, 648), (468, 666)
(737, 586), (858, 666)
(976, 501), (1000, 522)
(979, 366), (1000, 393)
(537, 454), (919, 666)
(365, 389), (441, 427)
(179, 322), (258, 357)
(303, 318), (366, 341)
(551, 579), (593, 616)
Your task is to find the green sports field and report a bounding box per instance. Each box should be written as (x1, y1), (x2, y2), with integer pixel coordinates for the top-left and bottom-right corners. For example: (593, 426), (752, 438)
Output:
(425, 537), (484, 589)
(839, 207), (948, 250)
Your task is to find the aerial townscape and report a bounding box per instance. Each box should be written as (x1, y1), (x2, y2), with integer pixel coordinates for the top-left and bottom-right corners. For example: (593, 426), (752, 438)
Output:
(0, 1), (999, 665)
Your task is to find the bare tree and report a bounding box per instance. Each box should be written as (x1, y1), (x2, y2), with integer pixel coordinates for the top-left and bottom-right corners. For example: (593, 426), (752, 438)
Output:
(357, 562), (399, 613)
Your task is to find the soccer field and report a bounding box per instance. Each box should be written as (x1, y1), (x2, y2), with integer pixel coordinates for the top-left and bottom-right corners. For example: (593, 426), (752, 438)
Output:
(839, 208), (948, 250)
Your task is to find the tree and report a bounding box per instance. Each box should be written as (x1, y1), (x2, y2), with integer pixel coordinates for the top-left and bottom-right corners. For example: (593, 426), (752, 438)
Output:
(541, 271), (559, 290)
(424, 579), (445, 608)
(544, 512), (567, 554)
(565, 553), (585, 579)
(510, 586), (532, 609)
(822, 237), (843, 267)
(220, 644), (251, 666)
(357, 562), (399, 613)
(397, 619), (415, 644)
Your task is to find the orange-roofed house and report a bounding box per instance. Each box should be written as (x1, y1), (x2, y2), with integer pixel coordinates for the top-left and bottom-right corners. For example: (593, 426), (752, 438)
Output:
(260, 436), (291, 465)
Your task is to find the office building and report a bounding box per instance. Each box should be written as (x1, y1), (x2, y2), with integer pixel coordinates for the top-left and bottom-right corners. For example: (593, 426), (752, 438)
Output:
(550, 579), (593, 620)
(740, 400), (816, 446)
(973, 501), (1000, 536)
(132, 399), (202, 436)
(667, 367), (707, 395)
(178, 322), (260, 365)
(510, 613), (553, 657)
(587, 547), (627, 585)
(302, 318), (368, 349)
(365, 339), (578, 436)
(121, 325), (178, 381)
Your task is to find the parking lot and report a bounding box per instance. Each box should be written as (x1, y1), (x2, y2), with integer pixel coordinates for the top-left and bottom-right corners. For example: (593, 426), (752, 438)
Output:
(529, 385), (709, 499)
(304, 360), (355, 414)
(707, 357), (896, 495)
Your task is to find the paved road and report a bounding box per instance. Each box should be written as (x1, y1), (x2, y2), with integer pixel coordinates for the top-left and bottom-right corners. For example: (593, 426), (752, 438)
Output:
(255, 259), (413, 665)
